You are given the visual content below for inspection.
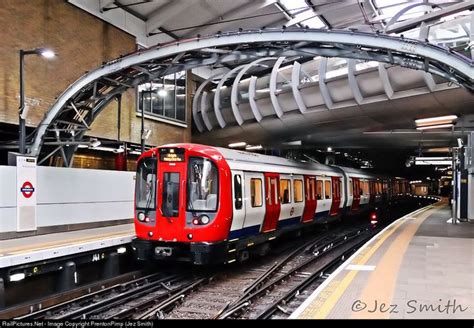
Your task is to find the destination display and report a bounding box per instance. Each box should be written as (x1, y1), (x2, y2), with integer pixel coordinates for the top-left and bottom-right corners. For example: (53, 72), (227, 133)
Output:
(159, 148), (185, 162)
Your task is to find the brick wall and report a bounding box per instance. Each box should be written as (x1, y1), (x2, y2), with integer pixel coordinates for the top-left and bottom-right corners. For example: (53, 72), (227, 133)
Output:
(0, 0), (191, 148)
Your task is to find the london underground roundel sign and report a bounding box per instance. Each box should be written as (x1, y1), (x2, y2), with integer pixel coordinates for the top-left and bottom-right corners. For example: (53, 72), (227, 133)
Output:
(20, 181), (35, 199)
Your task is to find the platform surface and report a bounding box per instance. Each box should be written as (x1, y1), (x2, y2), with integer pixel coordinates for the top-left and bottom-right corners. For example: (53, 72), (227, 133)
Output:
(291, 201), (474, 319)
(0, 224), (134, 268)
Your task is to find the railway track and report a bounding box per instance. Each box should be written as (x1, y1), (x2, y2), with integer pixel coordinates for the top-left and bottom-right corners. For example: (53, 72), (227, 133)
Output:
(156, 224), (373, 319)
(16, 272), (211, 320)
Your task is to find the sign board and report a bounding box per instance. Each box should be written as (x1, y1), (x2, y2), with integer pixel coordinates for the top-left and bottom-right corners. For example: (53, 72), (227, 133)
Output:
(16, 156), (37, 231)
(159, 148), (185, 162)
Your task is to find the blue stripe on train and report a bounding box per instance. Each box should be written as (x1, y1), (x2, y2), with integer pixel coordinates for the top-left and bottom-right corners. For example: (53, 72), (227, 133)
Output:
(228, 210), (331, 239)
(228, 224), (260, 239)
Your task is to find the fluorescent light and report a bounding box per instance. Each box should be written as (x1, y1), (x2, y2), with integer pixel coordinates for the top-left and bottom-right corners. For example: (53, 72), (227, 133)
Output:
(246, 145), (263, 150)
(39, 49), (55, 58)
(10, 273), (26, 282)
(327, 147), (332, 152)
(415, 115), (457, 127)
(158, 89), (167, 97)
(90, 139), (101, 148)
(228, 142), (247, 148)
(416, 124), (453, 130)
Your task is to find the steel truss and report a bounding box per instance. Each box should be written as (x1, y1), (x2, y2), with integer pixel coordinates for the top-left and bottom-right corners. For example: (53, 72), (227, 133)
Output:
(28, 28), (472, 165)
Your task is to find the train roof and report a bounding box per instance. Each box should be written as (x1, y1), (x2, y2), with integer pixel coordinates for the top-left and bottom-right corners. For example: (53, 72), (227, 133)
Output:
(157, 143), (384, 179)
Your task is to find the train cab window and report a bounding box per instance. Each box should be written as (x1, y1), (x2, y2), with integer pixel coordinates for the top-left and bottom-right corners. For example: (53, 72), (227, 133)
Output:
(294, 180), (303, 203)
(135, 157), (157, 210)
(279, 179), (291, 204)
(234, 175), (243, 210)
(324, 180), (332, 199)
(187, 157), (218, 212)
(316, 180), (323, 200)
(250, 178), (263, 207)
(349, 180), (353, 196)
(162, 172), (180, 217)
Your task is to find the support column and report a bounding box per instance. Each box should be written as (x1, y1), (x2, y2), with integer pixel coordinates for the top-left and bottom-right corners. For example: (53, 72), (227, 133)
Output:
(58, 261), (77, 292)
(103, 252), (120, 279)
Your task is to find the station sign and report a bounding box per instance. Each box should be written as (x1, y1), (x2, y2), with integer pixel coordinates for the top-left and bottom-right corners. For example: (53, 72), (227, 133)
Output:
(16, 156), (37, 232)
(159, 148), (185, 162)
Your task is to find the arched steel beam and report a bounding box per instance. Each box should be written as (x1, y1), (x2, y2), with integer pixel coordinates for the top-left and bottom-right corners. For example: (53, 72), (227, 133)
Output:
(192, 73), (222, 132)
(29, 28), (473, 159)
(231, 57), (277, 125)
(269, 57), (287, 118)
(214, 65), (246, 128)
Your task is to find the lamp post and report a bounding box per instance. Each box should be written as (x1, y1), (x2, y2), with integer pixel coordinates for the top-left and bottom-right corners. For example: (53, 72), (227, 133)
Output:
(19, 48), (55, 154)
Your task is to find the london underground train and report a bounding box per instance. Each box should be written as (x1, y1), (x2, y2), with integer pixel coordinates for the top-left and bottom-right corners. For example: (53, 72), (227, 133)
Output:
(132, 143), (409, 265)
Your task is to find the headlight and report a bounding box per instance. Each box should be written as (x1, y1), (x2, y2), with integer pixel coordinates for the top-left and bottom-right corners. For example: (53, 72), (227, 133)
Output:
(137, 212), (146, 222)
(200, 215), (210, 225)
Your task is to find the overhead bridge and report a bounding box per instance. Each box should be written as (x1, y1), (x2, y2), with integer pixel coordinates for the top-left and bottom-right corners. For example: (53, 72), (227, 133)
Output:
(28, 28), (473, 165)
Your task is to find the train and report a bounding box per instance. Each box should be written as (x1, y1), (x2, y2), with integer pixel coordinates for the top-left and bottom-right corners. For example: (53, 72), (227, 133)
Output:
(132, 143), (410, 265)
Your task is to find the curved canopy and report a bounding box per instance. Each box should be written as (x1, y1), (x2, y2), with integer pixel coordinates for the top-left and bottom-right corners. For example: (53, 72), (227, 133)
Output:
(29, 28), (473, 165)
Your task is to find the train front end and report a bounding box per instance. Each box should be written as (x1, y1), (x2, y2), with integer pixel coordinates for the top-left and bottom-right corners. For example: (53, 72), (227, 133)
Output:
(132, 144), (232, 265)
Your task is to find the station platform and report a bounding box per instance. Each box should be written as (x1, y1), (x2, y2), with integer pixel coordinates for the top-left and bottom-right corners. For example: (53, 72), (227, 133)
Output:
(0, 224), (134, 269)
(290, 200), (474, 319)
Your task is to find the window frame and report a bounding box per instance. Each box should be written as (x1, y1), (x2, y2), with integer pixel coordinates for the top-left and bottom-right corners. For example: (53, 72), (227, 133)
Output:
(279, 179), (291, 204)
(250, 178), (263, 208)
(136, 71), (187, 127)
(293, 179), (304, 203)
(324, 180), (332, 199)
(234, 174), (243, 210)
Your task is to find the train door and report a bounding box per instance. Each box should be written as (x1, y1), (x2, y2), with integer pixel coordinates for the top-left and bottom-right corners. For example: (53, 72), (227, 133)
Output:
(369, 180), (376, 206)
(330, 176), (342, 216)
(157, 157), (187, 235)
(302, 175), (317, 222)
(351, 178), (361, 211)
(261, 172), (280, 233)
(229, 171), (246, 233)
(243, 172), (265, 232)
(278, 174), (293, 223)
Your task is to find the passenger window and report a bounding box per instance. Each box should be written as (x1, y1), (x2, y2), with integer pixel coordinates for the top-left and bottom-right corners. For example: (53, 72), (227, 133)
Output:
(294, 180), (303, 203)
(324, 180), (331, 199)
(279, 179), (291, 204)
(349, 180), (353, 196)
(234, 175), (242, 210)
(250, 178), (263, 207)
(316, 180), (323, 200)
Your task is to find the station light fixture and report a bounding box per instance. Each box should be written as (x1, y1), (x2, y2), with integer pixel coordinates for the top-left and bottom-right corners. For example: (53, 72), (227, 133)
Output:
(327, 146), (333, 152)
(415, 115), (457, 127)
(157, 89), (167, 97)
(228, 142), (247, 148)
(416, 123), (454, 130)
(246, 144), (263, 150)
(38, 48), (56, 59)
(90, 139), (101, 148)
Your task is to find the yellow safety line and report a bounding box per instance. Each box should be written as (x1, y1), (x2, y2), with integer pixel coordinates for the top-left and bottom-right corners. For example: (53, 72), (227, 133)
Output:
(0, 229), (135, 256)
(298, 203), (440, 319)
(351, 206), (438, 319)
